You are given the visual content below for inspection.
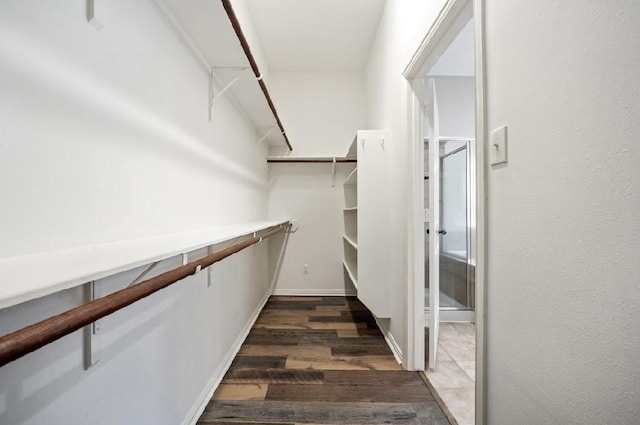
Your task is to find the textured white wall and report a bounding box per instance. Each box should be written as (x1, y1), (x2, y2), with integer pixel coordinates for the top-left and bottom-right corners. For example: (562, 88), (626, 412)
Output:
(268, 72), (365, 157)
(0, 1), (271, 423)
(429, 76), (475, 138)
(484, 0), (640, 423)
(364, 0), (447, 354)
(267, 72), (365, 294)
(268, 164), (356, 295)
(0, 1), (270, 257)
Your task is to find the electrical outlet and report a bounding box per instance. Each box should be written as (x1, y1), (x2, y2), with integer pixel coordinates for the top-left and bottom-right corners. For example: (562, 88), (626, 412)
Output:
(303, 264), (310, 274)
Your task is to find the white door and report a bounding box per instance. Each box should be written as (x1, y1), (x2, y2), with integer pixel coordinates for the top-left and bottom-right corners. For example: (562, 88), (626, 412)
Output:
(426, 79), (441, 371)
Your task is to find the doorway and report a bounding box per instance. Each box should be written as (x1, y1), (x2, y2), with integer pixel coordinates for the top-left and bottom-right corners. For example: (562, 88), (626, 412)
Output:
(403, 0), (486, 424)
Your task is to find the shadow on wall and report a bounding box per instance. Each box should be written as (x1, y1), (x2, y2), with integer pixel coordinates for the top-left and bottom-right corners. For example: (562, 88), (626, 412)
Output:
(0, 284), (175, 424)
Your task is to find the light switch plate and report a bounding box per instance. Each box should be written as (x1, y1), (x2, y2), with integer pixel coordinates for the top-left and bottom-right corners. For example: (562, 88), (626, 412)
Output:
(490, 125), (508, 166)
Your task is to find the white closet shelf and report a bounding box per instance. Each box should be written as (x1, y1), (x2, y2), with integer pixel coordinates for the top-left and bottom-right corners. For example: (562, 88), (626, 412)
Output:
(343, 234), (358, 250)
(0, 220), (289, 310)
(343, 259), (358, 290)
(343, 207), (358, 212)
(266, 156), (357, 163)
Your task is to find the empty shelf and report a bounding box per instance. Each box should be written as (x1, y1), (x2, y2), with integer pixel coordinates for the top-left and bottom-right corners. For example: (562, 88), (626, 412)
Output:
(343, 259), (358, 289)
(343, 234), (358, 250)
(0, 220), (289, 309)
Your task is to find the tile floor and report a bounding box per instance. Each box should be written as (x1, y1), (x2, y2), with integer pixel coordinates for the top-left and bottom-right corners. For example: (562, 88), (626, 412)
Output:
(425, 322), (476, 425)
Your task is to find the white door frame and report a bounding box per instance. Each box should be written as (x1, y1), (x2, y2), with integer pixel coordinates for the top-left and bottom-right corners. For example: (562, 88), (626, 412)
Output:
(402, 0), (487, 424)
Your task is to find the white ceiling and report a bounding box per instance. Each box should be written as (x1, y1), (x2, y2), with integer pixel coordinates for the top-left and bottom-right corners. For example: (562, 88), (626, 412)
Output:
(428, 18), (475, 77)
(245, 0), (387, 72)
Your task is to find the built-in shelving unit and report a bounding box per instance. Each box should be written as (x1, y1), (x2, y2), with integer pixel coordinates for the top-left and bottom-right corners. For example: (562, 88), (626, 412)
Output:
(343, 234), (358, 250)
(342, 138), (359, 291)
(343, 254), (358, 290)
(343, 130), (392, 319)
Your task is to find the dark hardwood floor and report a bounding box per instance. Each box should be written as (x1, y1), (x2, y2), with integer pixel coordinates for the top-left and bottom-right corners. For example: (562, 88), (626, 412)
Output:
(198, 296), (449, 425)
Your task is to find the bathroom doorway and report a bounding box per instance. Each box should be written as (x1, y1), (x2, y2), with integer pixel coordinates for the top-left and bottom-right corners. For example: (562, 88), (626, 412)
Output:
(405, 1), (482, 423)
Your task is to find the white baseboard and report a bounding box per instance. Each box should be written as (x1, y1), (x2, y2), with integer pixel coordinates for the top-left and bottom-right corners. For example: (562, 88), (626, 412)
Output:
(271, 288), (357, 297)
(374, 317), (404, 366)
(181, 290), (271, 425)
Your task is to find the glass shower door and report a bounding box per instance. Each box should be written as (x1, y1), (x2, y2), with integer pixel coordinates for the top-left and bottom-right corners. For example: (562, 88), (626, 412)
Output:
(439, 143), (470, 309)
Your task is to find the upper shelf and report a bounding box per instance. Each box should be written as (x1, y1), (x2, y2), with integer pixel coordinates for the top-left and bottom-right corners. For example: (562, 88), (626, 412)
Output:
(0, 220), (289, 310)
(267, 156), (357, 163)
(157, 0), (291, 150)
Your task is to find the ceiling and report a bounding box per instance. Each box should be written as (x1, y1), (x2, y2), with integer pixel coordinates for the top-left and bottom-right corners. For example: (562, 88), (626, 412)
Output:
(428, 18), (475, 77)
(245, 0), (387, 72)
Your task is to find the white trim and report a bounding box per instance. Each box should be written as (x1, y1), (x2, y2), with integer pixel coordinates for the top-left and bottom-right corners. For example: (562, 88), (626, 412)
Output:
(271, 288), (357, 297)
(181, 289), (271, 425)
(403, 0), (473, 80)
(374, 317), (403, 365)
(404, 77), (425, 372)
(473, 0), (488, 423)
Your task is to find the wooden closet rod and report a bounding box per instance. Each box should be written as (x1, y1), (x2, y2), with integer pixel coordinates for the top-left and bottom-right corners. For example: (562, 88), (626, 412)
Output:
(267, 158), (357, 163)
(0, 222), (289, 368)
(220, 0), (293, 152)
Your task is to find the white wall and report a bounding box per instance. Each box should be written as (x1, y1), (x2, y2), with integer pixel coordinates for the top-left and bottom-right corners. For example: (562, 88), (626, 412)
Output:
(268, 164), (356, 295)
(268, 72), (365, 157)
(268, 72), (365, 295)
(429, 76), (475, 138)
(364, 0), (447, 355)
(484, 0), (640, 423)
(0, 1), (272, 423)
(0, 1), (270, 257)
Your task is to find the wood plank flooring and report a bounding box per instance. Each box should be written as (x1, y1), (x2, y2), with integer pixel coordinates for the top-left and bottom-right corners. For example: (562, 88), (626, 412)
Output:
(198, 296), (450, 425)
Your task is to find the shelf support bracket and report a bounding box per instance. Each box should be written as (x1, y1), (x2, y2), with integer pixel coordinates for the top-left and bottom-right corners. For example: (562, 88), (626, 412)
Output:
(209, 67), (250, 121)
(256, 127), (277, 146)
(127, 261), (160, 288)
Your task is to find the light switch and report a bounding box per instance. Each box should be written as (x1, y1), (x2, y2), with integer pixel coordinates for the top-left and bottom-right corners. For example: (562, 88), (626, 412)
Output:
(490, 125), (508, 166)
